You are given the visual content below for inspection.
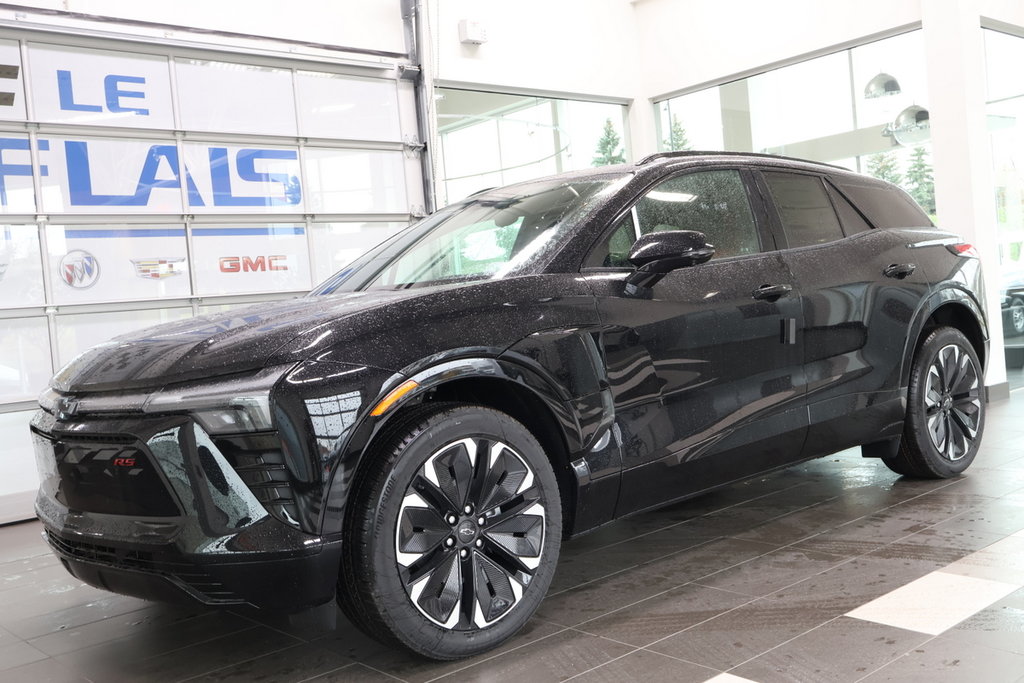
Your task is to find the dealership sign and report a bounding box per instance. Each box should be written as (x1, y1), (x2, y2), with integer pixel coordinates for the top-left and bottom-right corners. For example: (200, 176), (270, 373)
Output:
(0, 135), (303, 214)
(0, 41), (408, 215)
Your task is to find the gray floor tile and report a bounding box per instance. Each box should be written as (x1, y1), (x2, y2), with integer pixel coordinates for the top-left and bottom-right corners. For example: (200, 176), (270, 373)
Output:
(537, 566), (678, 626)
(0, 521), (49, 563)
(186, 641), (358, 682)
(54, 624), (301, 683)
(572, 648), (717, 682)
(692, 545), (846, 597)
(354, 617), (564, 683)
(304, 663), (404, 682)
(636, 536), (779, 585)
(427, 628), (632, 682)
(28, 606), (249, 657)
(646, 594), (842, 670)
(577, 582), (751, 647)
(1, 655), (94, 682)
(729, 616), (931, 683)
(0, 639), (48, 671)
(861, 633), (1024, 682)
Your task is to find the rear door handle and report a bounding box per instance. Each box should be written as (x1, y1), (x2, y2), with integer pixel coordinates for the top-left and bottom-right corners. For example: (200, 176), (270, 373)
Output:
(884, 263), (916, 279)
(752, 283), (793, 301)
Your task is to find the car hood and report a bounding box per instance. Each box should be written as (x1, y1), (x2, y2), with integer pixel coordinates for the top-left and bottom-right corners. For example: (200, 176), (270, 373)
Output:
(51, 289), (421, 392)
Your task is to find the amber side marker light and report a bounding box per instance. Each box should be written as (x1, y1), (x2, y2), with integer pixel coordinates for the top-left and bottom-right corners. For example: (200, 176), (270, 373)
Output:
(370, 380), (419, 416)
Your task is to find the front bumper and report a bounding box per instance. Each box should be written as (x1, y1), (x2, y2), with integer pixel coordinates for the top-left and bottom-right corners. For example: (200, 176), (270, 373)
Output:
(32, 409), (341, 610)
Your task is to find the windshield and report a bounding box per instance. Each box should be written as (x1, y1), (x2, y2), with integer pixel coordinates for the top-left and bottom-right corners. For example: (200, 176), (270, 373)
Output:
(312, 176), (625, 295)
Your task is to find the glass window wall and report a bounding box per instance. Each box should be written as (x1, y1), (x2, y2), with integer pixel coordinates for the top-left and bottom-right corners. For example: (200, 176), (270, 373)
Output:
(656, 31), (935, 221)
(436, 88), (629, 204)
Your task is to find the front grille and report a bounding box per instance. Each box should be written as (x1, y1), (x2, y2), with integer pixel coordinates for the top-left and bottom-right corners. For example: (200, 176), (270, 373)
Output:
(53, 440), (181, 517)
(45, 531), (242, 603)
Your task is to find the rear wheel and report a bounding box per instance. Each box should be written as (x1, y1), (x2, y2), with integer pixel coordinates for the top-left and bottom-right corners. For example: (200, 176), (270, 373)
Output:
(338, 404), (561, 660)
(884, 327), (985, 478)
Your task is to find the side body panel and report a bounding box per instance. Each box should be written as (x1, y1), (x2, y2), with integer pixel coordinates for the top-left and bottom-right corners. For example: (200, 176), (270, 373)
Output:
(586, 251), (808, 517)
(779, 229), (934, 455)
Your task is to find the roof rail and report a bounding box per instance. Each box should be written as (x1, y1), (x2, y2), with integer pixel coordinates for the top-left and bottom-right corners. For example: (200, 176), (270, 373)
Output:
(637, 150), (848, 170)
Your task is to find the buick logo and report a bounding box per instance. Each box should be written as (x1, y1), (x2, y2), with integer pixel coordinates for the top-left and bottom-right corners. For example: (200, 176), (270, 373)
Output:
(59, 250), (100, 288)
(131, 257), (185, 280)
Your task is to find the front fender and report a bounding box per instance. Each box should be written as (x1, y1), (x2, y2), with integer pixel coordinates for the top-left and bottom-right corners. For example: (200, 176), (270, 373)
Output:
(315, 353), (595, 537)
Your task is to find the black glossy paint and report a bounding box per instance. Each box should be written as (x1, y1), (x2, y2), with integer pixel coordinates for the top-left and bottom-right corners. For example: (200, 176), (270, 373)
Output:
(32, 152), (988, 612)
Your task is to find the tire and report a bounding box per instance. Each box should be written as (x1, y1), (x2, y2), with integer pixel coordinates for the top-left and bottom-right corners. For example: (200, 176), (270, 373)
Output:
(337, 403), (561, 660)
(884, 327), (986, 478)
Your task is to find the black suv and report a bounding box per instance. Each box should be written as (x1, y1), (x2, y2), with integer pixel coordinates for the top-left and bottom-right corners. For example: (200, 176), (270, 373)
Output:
(32, 152), (988, 660)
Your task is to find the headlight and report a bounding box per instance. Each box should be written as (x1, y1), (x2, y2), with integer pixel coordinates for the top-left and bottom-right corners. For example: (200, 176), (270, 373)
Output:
(142, 364), (293, 434)
(38, 387), (58, 414)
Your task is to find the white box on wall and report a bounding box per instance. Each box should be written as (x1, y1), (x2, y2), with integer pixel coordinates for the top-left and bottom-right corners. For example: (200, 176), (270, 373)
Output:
(458, 19), (487, 45)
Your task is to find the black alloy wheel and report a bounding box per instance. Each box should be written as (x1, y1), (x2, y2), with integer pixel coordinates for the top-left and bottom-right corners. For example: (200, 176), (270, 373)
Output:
(922, 343), (983, 461)
(396, 436), (546, 629)
(338, 403), (561, 660)
(884, 326), (986, 478)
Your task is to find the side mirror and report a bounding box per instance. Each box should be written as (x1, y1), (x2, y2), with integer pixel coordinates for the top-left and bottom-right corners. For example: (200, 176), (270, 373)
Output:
(625, 230), (715, 291)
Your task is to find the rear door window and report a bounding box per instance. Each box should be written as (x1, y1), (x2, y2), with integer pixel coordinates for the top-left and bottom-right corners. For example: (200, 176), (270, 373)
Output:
(762, 172), (844, 247)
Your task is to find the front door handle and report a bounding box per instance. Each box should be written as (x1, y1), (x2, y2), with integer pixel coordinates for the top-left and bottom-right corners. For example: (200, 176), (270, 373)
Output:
(884, 263), (917, 279)
(752, 283), (793, 301)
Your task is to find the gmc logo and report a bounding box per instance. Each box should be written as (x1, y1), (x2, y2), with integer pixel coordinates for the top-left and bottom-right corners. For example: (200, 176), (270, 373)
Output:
(218, 255), (288, 273)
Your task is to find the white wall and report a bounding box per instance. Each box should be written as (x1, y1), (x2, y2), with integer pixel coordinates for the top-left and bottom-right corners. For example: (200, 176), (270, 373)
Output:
(632, 0), (923, 99)
(8, 0), (407, 54)
(430, 0), (656, 152)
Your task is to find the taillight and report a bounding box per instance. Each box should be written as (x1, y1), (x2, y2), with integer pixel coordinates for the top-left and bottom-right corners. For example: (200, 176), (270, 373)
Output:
(946, 243), (979, 258)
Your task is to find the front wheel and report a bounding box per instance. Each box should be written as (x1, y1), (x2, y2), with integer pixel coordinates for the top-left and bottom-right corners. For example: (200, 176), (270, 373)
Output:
(338, 404), (561, 660)
(884, 326), (985, 478)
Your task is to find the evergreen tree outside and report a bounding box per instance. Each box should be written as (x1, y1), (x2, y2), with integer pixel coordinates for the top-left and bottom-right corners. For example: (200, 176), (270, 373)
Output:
(866, 151), (903, 187)
(663, 114), (691, 151)
(592, 118), (626, 166)
(905, 146), (936, 215)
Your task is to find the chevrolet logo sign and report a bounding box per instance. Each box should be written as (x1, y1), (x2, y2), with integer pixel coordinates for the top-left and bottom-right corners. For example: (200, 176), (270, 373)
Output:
(56, 397), (79, 420)
(132, 257), (186, 280)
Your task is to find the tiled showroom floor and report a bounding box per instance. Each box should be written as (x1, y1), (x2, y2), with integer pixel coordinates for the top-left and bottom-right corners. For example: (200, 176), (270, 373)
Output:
(4, 391), (1024, 682)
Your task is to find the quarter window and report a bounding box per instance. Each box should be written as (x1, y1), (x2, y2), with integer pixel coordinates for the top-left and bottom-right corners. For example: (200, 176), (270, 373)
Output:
(763, 172), (844, 247)
(826, 181), (873, 235)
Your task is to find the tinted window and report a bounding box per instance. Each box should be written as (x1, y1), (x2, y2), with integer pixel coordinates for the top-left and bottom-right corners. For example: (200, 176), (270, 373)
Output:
(763, 172), (844, 247)
(826, 182), (873, 235)
(586, 170), (760, 266)
(312, 177), (625, 293)
(585, 212), (637, 267)
(831, 178), (932, 228)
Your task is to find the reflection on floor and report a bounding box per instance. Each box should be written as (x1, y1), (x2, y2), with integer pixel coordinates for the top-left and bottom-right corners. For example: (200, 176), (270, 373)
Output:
(3, 392), (1024, 682)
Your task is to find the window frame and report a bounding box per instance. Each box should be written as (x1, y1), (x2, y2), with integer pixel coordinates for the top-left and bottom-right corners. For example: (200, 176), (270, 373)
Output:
(580, 166), (776, 271)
